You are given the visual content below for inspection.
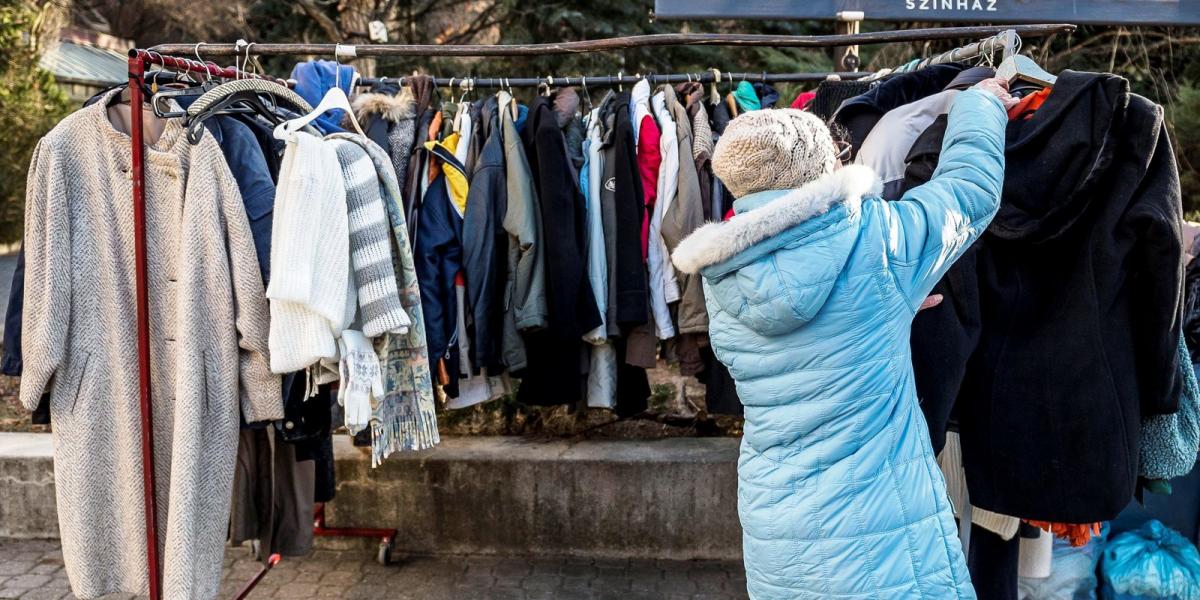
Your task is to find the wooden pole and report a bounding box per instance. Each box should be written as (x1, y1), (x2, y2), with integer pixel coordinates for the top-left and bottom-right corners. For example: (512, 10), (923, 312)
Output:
(149, 23), (1075, 58)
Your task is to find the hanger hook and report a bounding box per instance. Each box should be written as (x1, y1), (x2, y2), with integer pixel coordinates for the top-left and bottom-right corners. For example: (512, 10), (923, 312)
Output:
(245, 42), (258, 78)
(194, 42), (212, 82)
(458, 77), (470, 103)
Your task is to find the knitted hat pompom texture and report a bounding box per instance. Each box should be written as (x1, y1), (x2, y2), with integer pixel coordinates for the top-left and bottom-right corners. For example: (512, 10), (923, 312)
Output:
(712, 109), (838, 198)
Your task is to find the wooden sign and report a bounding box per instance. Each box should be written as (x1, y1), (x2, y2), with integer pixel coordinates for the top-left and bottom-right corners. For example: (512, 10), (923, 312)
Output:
(653, 0), (1200, 26)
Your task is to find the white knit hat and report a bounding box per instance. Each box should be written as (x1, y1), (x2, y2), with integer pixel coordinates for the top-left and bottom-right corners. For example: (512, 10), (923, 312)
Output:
(712, 109), (837, 198)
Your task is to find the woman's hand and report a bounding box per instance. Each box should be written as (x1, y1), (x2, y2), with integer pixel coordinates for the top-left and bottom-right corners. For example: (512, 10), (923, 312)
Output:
(919, 294), (944, 311)
(972, 77), (1019, 111)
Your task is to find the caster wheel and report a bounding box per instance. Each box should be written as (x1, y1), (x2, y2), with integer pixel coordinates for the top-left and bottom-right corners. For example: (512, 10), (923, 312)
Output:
(377, 539), (394, 565)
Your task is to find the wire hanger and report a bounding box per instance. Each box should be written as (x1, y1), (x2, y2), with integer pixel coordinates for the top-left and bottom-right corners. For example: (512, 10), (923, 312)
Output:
(579, 75), (593, 113)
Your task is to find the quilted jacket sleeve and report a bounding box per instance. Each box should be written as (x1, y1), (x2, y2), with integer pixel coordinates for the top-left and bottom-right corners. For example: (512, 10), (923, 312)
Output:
(885, 89), (1006, 310)
(19, 139), (71, 410)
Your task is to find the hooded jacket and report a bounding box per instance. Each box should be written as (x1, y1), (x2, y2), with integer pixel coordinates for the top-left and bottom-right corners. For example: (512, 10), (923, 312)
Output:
(355, 87), (419, 211)
(462, 96), (508, 374)
(413, 139), (467, 398)
(290, 60), (356, 134)
(671, 90), (1006, 600)
(517, 93), (601, 405)
(905, 72), (1185, 522)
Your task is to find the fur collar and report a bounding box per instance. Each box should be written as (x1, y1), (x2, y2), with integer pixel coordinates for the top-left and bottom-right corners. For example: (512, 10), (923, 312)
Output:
(672, 165), (881, 274)
(352, 89), (416, 124)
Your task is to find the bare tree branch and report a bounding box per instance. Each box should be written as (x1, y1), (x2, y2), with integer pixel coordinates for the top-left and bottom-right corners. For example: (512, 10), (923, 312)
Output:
(295, 0), (344, 41)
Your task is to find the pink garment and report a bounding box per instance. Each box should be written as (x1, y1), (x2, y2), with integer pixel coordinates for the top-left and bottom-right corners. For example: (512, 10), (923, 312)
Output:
(636, 114), (662, 261)
(791, 91), (816, 110)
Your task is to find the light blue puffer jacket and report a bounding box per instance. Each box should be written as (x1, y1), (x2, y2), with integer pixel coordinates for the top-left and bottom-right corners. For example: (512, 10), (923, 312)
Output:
(672, 90), (1007, 599)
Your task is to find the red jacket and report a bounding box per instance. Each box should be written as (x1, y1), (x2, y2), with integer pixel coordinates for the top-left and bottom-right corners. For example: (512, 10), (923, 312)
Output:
(636, 114), (661, 261)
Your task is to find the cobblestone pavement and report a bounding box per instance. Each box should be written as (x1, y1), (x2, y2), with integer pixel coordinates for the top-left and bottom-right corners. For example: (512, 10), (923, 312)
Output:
(0, 538), (749, 599)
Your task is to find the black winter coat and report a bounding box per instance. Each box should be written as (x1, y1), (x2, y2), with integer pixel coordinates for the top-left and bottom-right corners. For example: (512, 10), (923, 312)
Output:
(907, 71), (1185, 522)
(516, 94), (602, 405)
(610, 92), (650, 329)
(462, 97), (508, 374)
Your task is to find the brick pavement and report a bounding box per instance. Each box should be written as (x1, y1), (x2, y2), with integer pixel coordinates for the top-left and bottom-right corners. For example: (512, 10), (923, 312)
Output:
(0, 538), (749, 599)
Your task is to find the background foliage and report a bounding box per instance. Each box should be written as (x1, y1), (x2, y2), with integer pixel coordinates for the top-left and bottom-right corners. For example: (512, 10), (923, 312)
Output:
(0, 0), (70, 244)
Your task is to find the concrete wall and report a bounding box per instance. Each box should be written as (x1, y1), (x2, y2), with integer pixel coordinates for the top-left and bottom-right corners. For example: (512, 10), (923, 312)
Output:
(330, 436), (742, 560)
(0, 433), (742, 560)
(0, 433), (59, 539)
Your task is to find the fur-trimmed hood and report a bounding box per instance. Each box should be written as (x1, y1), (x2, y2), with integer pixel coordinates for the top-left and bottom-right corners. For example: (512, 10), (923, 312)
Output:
(351, 87), (417, 124)
(671, 164), (882, 275)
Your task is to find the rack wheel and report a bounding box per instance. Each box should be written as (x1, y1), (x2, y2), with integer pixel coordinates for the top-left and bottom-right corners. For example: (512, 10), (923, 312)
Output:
(377, 539), (394, 565)
(250, 539), (262, 560)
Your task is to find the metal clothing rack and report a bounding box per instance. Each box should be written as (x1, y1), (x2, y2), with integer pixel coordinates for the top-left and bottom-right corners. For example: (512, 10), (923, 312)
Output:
(121, 22), (1074, 600)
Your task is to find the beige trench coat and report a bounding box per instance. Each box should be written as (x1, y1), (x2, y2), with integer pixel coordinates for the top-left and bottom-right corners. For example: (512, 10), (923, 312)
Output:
(20, 91), (281, 599)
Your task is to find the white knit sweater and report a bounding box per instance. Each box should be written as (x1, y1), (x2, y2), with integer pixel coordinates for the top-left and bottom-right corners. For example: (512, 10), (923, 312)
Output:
(267, 129), (350, 373)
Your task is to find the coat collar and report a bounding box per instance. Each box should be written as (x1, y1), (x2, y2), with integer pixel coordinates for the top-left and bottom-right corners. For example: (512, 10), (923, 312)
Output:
(671, 165), (881, 275)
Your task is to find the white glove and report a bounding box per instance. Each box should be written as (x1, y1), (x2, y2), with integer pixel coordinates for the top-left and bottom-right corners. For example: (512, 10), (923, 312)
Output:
(337, 330), (384, 435)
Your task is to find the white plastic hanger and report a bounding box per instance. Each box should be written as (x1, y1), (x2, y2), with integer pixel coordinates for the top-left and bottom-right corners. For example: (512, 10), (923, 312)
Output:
(277, 44), (366, 138)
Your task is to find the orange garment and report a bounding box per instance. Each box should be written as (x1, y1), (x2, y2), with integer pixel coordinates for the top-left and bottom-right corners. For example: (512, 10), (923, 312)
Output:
(1024, 520), (1102, 547)
(1007, 88), (1052, 121)
(426, 110), (445, 185)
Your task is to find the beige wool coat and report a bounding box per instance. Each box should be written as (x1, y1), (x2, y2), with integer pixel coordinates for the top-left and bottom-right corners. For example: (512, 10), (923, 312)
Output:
(20, 91), (282, 600)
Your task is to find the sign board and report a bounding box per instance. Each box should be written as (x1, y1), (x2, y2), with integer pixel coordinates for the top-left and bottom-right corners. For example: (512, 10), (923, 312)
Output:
(653, 0), (1200, 26)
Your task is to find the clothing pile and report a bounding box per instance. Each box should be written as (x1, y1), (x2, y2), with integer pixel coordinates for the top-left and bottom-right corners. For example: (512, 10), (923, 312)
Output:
(350, 75), (788, 415)
(826, 63), (1191, 599)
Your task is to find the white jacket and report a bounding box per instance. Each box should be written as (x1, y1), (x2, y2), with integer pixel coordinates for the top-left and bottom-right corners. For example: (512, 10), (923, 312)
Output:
(648, 91), (679, 338)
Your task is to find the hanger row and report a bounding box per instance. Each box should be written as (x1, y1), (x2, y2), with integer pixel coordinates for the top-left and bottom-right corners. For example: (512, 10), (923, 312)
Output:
(355, 72), (870, 90)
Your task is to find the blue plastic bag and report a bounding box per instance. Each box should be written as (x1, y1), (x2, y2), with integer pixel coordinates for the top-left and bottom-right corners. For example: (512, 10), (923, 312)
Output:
(1100, 520), (1200, 600)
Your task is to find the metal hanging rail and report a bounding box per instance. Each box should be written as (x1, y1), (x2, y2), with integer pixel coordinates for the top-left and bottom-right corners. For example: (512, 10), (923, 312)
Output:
(913, 28), (1020, 70)
(130, 49), (287, 85)
(149, 23), (1074, 57)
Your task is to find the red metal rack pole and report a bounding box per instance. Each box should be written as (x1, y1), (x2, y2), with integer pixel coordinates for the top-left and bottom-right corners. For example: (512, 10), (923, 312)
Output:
(126, 51), (162, 600)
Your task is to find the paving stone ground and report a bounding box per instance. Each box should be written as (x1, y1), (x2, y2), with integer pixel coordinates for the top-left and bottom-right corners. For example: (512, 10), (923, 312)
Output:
(0, 538), (749, 599)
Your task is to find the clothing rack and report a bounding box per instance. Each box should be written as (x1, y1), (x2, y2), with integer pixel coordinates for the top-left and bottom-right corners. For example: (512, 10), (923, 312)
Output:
(122, 22), (1075, 600)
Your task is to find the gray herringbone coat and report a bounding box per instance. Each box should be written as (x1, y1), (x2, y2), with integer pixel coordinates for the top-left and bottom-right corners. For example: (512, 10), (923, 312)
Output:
(20, 92), (282, 599)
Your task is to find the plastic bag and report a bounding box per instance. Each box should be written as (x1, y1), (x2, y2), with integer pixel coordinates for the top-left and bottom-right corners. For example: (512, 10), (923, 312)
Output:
(1018, 527), (1105, 600)
(1100, 520), (1200, 600)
